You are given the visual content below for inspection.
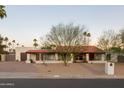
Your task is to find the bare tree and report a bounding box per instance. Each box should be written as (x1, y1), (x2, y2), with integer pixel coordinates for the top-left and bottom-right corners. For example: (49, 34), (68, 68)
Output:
(43, 23), (89, 66)
(119, 29), (124, 49)
(97, 30), (122, 61)
(97, 30), (121, 51)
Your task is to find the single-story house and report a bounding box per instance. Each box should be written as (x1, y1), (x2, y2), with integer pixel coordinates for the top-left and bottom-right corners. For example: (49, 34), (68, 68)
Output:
(15, 46), (107, 63)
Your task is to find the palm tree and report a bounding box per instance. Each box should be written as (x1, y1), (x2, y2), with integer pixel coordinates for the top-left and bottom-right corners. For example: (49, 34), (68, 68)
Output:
(4, 37), (8, 51)
(8, 42), (12, 47)
(8, 42), (12, 52)
(33, 42), (38, 48)
(0, 35), (3, 43)
(33, 39), (37, 43)
(12, 40), (15, 43)
(4, 37), (8, 45)
(83, 32), (91, 45)
(12, 40), (15, 51)
(0, 5), (7, 19)
(87, 32), (91, 37)
(33, 39), (38, 48)
(12, 40), (15, 46)
(83, 31), (87, 45)
(16, 43), (19, 47)
(87, 32), (91, 45)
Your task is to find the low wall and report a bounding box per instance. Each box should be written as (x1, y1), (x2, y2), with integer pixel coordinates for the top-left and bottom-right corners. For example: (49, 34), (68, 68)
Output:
(26, 60), (107, 64)
(88, 61), (107, 63)
(26, 60), (73, 64)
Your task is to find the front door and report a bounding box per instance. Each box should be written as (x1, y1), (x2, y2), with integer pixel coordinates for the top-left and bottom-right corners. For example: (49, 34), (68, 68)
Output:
(89, 53), (95, 60)
(21, 53), (27, 61)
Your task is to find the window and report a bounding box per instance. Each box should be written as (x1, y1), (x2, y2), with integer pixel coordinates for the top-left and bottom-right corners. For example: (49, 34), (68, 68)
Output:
(58, 54), (71, 61)
(75, 54), (83, 60)
(44, 54), (55, 60)
(41, 54), (43, 60)
(94, 54), (101, 60)
(36, 54), (39, 61)
(58, 54), (63, 61)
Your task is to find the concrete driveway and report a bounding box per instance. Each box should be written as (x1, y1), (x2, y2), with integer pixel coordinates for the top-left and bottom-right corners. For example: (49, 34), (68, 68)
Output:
(0, 62), (38, 73)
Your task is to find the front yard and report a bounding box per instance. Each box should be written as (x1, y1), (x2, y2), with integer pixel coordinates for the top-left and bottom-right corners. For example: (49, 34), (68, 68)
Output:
(0, 62), (123, 78)
(34, 63), (105, 76)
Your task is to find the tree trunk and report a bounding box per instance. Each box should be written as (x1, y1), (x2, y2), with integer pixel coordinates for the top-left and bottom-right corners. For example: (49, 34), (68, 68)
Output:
(63, 54), (68, 66)
(64, 60), (67, 66)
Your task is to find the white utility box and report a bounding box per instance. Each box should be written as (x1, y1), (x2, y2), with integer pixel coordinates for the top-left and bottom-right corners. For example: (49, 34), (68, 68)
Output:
(105, 62), (115, 75)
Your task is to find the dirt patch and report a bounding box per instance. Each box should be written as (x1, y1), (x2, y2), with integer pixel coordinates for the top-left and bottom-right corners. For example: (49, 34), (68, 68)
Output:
(34, 63), (105, 76)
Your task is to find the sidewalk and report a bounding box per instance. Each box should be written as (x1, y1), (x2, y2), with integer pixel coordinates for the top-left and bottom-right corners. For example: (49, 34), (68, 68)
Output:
(0, 72), (123, 79)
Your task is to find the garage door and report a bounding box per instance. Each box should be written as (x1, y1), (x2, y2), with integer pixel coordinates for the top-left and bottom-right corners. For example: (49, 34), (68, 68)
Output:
(5, 54), (15, 61)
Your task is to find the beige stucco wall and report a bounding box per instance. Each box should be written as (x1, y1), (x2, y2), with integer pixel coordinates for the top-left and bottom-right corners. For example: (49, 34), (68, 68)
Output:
(15, 47), (37, 61)
(30, 54), (36, 61)
(26, 53), (73, 64)
(0, 54), (6, 62)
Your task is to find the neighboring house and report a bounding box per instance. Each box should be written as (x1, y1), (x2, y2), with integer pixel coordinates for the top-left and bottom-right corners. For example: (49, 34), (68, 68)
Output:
(110, 53), (124, 63)
(15, 46), (107, 63)
(0, 47), (37, 62)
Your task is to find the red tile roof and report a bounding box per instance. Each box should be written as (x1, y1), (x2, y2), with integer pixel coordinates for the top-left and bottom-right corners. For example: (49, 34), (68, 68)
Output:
(80, 46), (105, 53)
(26, 46), (105, 54)
(26, 50), (49, 53)
(55, 46), (105, 53)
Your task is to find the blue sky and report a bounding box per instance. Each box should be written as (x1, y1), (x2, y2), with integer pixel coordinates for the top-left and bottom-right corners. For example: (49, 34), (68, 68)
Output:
(0, 5), (124, 46)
